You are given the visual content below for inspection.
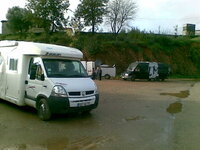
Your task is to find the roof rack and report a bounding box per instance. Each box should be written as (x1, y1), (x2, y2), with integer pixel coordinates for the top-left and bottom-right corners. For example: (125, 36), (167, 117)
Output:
(0, 40), (18, 47)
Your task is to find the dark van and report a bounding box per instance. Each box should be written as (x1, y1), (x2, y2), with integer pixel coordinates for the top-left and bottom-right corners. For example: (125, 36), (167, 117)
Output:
(121, 61), (170, 81)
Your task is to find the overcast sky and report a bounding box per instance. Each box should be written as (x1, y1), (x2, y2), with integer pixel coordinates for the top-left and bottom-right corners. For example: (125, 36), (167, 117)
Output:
(0, 0), (200, 34)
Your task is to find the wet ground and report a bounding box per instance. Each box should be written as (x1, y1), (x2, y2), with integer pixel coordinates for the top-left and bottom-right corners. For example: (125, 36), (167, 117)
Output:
(0, 79), (199, 150)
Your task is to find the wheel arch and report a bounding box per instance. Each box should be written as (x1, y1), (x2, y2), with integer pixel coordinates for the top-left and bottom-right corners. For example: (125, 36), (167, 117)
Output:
(36, 94), (48, 108)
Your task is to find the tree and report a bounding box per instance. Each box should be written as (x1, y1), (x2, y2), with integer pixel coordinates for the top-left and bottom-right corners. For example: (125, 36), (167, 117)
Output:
(69, 16), (84, 32)
(75, 0), (108, 33)
(106, 0), (137, 34)
(6, 6), (32, 33)
(26, 0), (70, 32)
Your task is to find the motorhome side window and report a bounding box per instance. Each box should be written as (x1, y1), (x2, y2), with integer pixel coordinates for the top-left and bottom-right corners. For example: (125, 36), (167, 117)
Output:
(9, 58), (18, 71)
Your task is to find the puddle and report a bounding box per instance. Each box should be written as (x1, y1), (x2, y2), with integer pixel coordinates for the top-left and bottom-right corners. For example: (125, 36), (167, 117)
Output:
(124, 116), (146, 121)
(46, 136), (112, 150)
(160, 90), (190, 98)
(166, 101), (182, 114)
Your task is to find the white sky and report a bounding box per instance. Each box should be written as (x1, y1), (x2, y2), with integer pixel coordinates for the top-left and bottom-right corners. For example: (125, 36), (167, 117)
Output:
(0, 0), (200, 34)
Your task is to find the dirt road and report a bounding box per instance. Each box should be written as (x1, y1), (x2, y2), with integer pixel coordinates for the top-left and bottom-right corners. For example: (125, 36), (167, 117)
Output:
(0, 79), (199, 150)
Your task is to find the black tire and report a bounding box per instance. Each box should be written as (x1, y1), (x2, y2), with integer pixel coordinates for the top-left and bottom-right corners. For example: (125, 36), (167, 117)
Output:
(104, 74), (111, 79)
(130, 75), (136, 81)
(37, 98), (52, 121)
(161, 78), (165, 81)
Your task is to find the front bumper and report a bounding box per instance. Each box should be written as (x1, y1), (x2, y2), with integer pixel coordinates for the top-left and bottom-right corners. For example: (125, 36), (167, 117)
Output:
(47, 94), (99, 114)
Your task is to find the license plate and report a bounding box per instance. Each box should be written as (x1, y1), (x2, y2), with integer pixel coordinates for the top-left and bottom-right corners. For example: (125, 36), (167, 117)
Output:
(77, 102), (91, 107)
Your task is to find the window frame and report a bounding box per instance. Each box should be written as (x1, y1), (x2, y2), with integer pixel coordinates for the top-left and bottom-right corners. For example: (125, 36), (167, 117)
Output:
(9, 58), (18, 71)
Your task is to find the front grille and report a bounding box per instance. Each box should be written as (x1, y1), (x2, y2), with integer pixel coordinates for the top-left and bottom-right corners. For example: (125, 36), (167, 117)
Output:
(86, 91), (94, 95)
(68, 92), (81, 96)
(68, 90), (95, 97)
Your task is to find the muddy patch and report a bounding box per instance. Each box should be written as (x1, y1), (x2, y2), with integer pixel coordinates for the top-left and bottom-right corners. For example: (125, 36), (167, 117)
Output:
(45, 136), (113, 150)
(167, 101), (182, 114)
(124, 116), (146, 122)
(1, 144), (46, 150)
(191, 83), (195, 87)
(1, 136), (113, 150)
(0, 123), (7, 129)
(45, 137), (69, 150)
(160, 90), (190, 98)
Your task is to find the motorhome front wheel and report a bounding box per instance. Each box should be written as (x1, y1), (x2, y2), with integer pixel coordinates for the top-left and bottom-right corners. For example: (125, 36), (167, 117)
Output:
(37, 98), (52, 121)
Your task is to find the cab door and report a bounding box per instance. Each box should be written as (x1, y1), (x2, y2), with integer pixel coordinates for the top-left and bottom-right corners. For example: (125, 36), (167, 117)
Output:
(134, 63), (149, 79)
(25, 57), (45, 101)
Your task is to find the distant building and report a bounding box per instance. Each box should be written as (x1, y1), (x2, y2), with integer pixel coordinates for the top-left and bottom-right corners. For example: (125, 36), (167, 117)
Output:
(1, 20), (11, 34)
(182, 24), (196, 36)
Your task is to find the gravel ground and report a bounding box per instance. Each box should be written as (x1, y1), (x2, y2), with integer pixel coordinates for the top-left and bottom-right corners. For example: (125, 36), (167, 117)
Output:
(0, 79), (198, 150)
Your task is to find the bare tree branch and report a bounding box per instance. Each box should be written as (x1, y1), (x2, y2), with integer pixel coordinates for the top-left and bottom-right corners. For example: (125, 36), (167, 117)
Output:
(106, 0), (137, 34)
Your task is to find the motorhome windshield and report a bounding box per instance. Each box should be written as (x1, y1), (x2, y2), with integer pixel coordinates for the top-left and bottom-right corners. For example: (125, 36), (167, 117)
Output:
(43, 59), (88, 78)
(127, 62), (137, 71)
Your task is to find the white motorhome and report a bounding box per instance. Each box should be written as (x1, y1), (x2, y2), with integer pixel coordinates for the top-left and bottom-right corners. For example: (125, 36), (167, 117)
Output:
(0, 41), (99, 120)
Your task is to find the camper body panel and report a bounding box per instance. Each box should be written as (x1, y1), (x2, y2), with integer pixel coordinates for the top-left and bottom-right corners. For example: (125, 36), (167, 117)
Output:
(100, 65), (116, 79)
(0, 46), (29, 106)
(0, 52), (7, 99)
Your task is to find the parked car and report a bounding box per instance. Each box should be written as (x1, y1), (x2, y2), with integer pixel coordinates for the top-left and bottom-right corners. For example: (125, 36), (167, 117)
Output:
(121, 61), (171, 81)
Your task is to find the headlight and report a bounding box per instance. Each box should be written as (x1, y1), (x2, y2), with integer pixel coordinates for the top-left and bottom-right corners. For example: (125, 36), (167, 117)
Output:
(51, 85), (68, 97)
(93, 82), (99, 94)
(125, 73), (129, 77)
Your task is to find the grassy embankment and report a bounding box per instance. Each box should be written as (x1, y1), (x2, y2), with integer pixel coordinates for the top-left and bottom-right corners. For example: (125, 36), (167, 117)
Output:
(1, 30), (200, 78)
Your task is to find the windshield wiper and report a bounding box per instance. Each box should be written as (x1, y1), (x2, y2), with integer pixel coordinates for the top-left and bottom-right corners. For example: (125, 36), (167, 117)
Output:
(49, 74), (68, 77)
(67, 75), (87, 78)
